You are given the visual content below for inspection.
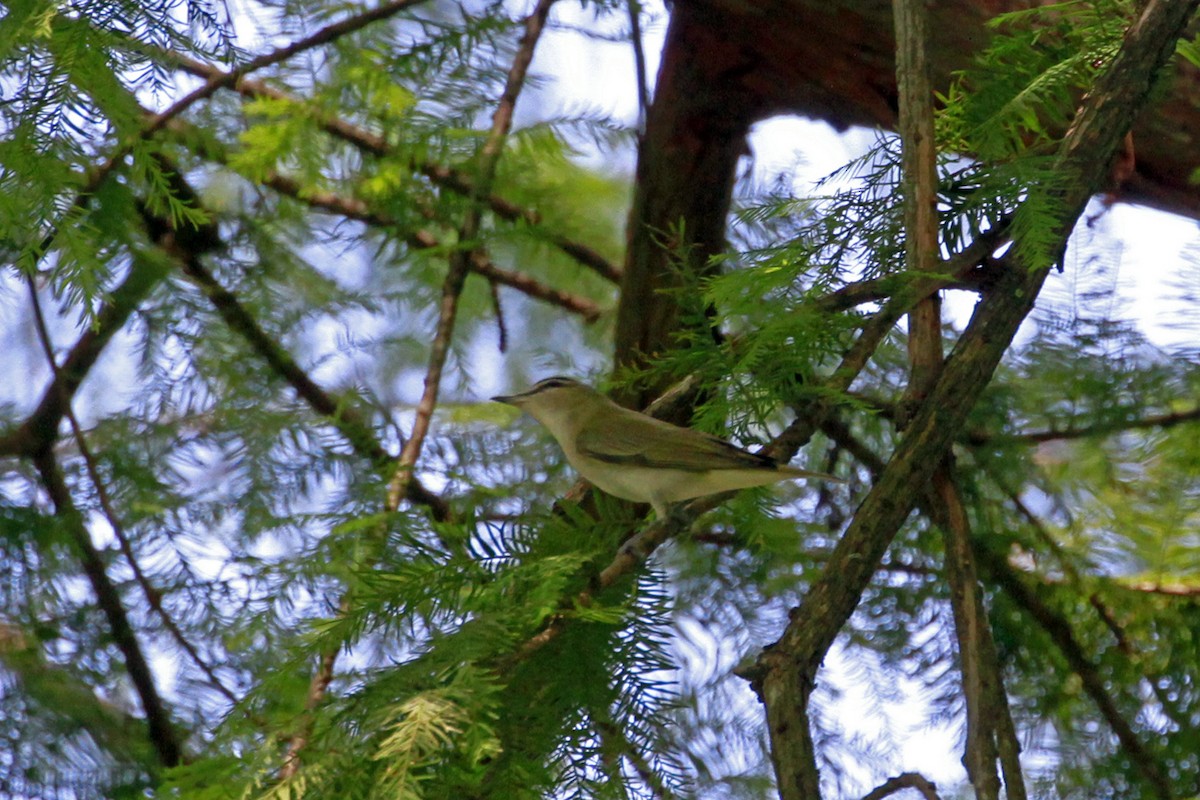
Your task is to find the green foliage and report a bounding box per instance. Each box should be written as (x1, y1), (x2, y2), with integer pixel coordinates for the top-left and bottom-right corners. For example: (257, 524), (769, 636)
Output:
(1, 0), (1199, 798)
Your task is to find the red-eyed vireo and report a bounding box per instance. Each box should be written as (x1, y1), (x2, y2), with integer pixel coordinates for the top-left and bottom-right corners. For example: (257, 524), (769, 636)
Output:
(493, 377), (841, 517)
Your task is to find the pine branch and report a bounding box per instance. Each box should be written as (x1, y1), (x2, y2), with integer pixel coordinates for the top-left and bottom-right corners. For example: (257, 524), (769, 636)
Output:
(155, 110), (605, 320)
(30, 0), (433, 271)
(251, 168), (604, 322)
(158, 51), (621, 283)
(978, 547), (1172, 798)
(24, 275), (246, 714)
(0, 258), (170, 460)
(139, 158), (453, 520)
(31, 450), (183, 768)
(283, 0), (558, 781)
(92, 0), (434, 191)
(992, 473), (1198, 730)
(173, 239), (452, 520)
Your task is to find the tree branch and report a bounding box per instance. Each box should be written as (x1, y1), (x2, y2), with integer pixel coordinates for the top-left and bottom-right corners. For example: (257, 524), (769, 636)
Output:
(252, 169), (604, 322)
(975, 404), (1200, 445)
(627, 0), (651, 129)
(25, 274), (245, 714)
(860, 772), (943, 800)
(0, 258), (170, 460)
(31, 450), (183, 768)
(747, 1), (1200, 795)
(930, 467), (1025, 800)
(159, 51), (621, 283)
(893, 0), (943, 418)
(977, 548), (1172, 799)
(387, 0), (557, 502)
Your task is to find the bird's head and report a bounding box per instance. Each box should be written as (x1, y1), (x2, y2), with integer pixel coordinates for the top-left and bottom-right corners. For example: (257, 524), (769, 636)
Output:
(492, 376), (604, 436)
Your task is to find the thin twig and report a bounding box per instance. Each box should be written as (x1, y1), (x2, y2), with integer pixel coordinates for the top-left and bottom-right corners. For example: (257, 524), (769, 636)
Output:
(279, 597), (349, 779)
(976, 405), (1200, 445)
(813, 219), (1010, 314)
(488, 277), (509, 352)
(387, 0), (558, 505)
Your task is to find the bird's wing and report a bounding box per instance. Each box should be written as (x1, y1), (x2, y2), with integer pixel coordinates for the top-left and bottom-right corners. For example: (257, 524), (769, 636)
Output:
(575, 410), (775, 472)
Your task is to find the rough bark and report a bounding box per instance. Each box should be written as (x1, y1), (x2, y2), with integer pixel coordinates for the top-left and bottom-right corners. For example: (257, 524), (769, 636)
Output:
(614, 2), (756, 405)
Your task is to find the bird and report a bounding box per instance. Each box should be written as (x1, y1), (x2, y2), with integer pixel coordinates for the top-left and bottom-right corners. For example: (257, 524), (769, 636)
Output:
(493, 376), (841, 518)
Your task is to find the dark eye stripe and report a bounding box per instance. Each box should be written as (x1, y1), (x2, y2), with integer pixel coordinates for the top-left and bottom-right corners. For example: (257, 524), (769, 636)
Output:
(532, 376), (576, 391)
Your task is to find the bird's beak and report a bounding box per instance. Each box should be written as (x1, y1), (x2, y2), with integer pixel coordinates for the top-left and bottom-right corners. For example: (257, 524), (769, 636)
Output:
(492, 394), (518, 405)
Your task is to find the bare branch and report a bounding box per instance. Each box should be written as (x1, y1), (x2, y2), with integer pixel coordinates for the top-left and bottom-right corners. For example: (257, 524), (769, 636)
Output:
(893, 0), (943, 417)
(978, 405), (1200, 445)
(627, 0), (651, 128)
(860, 772), (943, 800)
(279, 599), (348, 780)
(931, 467), (1025, 800)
